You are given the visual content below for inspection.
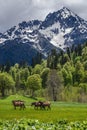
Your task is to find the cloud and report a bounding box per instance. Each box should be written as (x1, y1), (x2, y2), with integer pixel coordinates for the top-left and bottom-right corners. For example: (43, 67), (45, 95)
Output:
(0, 0), (87, 32)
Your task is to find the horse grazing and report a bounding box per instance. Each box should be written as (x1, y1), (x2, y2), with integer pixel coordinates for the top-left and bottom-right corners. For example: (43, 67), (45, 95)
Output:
(31, 101), (51, 110)
(42, 101), (51, 110)
(12, 100), (25, 110)
(31, 102), (42, 109)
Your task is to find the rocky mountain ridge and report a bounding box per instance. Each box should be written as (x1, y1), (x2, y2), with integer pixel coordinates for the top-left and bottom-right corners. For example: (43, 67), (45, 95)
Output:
(0, 7), (87, 65)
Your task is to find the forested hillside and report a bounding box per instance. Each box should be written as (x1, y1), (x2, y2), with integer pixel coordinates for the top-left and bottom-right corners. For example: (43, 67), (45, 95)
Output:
(0, 42), (87, 102)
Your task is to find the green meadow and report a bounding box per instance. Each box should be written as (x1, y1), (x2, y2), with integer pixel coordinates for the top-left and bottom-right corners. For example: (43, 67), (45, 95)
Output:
(0, 94), (87, 122)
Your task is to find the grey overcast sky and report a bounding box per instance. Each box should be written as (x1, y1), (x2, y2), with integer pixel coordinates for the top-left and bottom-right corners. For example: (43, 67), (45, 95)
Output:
(0, 0), (87, 32)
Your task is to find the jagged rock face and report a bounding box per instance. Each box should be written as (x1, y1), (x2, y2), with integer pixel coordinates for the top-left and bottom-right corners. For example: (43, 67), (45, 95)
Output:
(39, 7), (87, 49)
(0, 7), (87, 65)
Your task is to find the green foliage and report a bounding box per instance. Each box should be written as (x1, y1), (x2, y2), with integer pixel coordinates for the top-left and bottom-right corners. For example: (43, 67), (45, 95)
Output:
(0, 72), (15, 97)
(62, 68), (72, 86)
(26, 74), (42, 97)
(9, 64), (30, 91)
(75, 61), (84, 83)
(62, 62), (74, 86)
(82, 47), (87, 61)
(0, 119), (87, 130)
(41, 68), (50, 88)
(79, 83), (87, 94)
(33, 64), (42, 74)
(47, 49), (58, 69)
(84, 61), (87, 70)
(32, 52), (42, 67)
(19, 68), (30, 88)
(0, 42), (87, 101)
(0, 95), (87, 122)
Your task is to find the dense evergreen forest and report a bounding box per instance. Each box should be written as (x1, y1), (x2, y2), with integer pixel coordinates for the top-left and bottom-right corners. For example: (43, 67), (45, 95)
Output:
(0, 42), (87, 102)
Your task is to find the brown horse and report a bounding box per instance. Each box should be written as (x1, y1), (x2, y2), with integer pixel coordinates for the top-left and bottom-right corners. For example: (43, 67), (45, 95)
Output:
(41, 101), (51, 110)
(31, 102), (42, 109)
(12, 100), (25, 110)
(31, 101), (51, 110)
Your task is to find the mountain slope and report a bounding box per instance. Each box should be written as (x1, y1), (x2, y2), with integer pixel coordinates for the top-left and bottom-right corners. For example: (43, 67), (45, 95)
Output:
(0, 7), (87, 65)
(39, 7), (87, 49)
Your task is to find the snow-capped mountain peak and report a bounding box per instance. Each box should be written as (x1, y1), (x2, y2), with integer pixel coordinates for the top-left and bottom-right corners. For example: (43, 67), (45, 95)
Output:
(60, 7), (76, 19)
(0, 7), (87, 64)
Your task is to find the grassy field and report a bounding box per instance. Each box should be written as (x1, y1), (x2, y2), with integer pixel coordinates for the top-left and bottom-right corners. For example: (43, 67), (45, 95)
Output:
(0, 94), (87, 122)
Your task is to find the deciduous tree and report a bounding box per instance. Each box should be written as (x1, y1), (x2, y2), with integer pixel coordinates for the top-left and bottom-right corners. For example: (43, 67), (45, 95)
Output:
(0, 72), (15, 97)
(26, 74), (42, 97)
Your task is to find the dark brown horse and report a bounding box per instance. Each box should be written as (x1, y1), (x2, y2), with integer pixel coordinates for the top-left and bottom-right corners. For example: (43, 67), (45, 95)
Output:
(12, 100), (25, 110)
(31, 102), (42, 109)
(31, 101), (51, 110)
(42, 101), (51, 110)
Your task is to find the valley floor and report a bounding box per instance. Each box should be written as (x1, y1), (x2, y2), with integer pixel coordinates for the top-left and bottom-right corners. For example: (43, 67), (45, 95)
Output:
(0, 95), (87, 122)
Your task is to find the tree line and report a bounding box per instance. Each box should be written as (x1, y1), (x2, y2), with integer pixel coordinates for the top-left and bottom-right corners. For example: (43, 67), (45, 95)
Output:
(0, 42), (87, 102)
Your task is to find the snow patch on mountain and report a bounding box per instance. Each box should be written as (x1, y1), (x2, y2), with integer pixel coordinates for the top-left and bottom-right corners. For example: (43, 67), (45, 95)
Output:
(0, 6), (87, 61)
(40, 23), (59, 43)
(0, 38), (6, 44)
(40, 21), (73, 49)
(50, 28), (73, 49)
(61, 7), (76, 19)
(50, 33), (65, 49)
